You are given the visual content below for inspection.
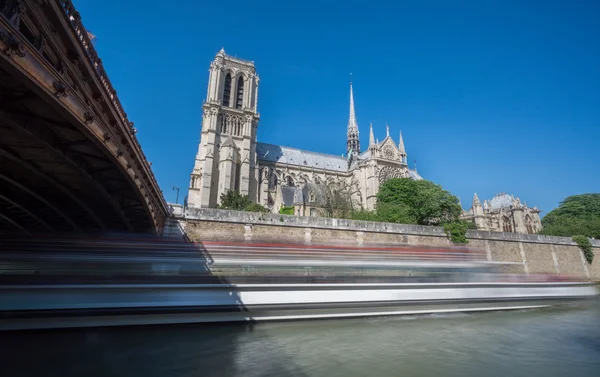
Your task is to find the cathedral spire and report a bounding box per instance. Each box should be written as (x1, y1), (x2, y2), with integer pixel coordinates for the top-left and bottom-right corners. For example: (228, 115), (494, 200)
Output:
(398, 131), (406, 155)
(473, 192), (481, 207)
(369, 122), (375, 147)
(346, 77), (360, 156)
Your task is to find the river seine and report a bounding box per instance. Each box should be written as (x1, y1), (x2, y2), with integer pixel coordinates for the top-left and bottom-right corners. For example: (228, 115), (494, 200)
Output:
(2, 301), (599, 377)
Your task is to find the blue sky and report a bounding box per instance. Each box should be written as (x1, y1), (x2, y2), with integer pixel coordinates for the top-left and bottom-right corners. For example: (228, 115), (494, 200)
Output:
(74, 0), (599, 214)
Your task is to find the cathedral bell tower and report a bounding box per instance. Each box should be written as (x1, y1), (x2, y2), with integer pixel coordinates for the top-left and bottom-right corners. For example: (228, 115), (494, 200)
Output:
(187, 49), (260, 208)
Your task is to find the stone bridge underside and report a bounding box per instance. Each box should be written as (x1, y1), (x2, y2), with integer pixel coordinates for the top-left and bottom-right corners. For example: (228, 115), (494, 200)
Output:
(0, 0), (168, 234)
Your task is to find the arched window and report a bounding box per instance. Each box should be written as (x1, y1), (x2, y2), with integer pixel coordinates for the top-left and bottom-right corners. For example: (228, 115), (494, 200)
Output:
(222, 73), (232, 107)
(220, 114), (227, 134)
(235, 76), (244, 109)
(270, 174), (278, 189)
(287, 176), (294, 187)
(502, 216), (513, 233)
(525, 215), (534, 234)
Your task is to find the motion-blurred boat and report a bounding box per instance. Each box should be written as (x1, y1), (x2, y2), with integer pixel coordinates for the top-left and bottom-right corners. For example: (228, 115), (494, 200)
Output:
(0, 236), (596, 330)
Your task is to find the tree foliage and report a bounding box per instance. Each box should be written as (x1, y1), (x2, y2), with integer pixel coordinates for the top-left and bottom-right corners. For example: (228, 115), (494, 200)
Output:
(540, 194), (600, 239)
(347, 178), (469, 241)
(279, 206), (294, 215)
(320, 180), (356, 219)
(572, 235), (594, 264)
(443, 220), (477, 244)
(219, 190), (268, 212)
(244, 202), (269, 213)
(376, 178), (462, 226)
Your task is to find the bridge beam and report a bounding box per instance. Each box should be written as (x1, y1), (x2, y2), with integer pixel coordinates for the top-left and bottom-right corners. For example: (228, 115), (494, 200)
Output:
(0, 110), (133, 232)
(0, 147), (105, 231)
(0, 193), (54, 231)
(0, 173), (80, 232)
(0, 211), (30, 234)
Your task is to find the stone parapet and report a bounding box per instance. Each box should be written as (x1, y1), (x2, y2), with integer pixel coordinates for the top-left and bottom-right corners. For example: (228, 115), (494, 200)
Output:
(185, 208), (598, 246)
(185, 207), (446, 236)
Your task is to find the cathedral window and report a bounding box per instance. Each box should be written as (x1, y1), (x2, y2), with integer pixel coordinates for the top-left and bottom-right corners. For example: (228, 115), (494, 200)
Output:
(222, 73), (232, 107)
(234, 162), (241, 192)
(287, 176), (294, 187)
(525, 215), (534, 234)
(502, 216), (513, 233)
(236, 76), (244, 109)
(220, 114), (227, 134)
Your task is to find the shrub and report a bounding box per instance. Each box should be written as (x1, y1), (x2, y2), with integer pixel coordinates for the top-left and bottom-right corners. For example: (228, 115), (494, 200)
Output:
(244, 202), (268, 213)
(279, 206), (294, 215)
(442, 221), (474, 244)
(572, 235), (594, 264)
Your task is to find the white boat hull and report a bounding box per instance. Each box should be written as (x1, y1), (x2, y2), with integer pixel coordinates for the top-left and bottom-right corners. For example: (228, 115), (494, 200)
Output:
(0, 282), (597, 330)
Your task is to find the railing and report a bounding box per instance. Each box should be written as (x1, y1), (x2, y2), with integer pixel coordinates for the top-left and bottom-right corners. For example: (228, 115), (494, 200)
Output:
(57, 0), (163, 201)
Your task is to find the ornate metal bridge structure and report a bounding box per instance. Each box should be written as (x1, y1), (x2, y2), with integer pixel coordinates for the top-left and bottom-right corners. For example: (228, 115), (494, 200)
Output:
(0, 0), (169, 234)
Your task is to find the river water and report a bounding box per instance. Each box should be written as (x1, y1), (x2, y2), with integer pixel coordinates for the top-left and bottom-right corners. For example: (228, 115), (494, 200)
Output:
(2, 301), (600, 377)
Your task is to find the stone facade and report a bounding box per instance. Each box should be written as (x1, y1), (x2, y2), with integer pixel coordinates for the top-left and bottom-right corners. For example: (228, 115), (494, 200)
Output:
(187, 49), (422, 215)
(462, 193), (543, 234)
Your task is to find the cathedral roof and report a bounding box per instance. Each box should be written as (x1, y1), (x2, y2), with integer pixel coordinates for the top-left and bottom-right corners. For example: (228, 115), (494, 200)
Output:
(280, 186), (296, 207)
(256, 142), (348, 172)
(408, 169), (423, 180)
(489, 193), (515, 210)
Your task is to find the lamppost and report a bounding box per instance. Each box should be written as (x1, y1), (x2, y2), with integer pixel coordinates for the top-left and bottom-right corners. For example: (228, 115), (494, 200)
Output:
(172, 186), (180, 204)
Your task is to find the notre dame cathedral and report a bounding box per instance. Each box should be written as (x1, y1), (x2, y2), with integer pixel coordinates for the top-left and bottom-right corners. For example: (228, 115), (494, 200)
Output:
(187, 49), (421, 216)
(186, 49), (542, 234)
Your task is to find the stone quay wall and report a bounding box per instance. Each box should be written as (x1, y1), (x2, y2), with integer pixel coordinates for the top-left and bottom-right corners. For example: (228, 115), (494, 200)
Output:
(177, 208), (600, 281)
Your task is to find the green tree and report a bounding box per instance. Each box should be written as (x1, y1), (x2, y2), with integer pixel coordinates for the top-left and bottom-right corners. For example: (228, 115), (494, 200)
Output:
(244, 202), (269, 213)
(320, 180), (356, 218)
(443, 220), (477, 244)
(539, 194), (600, 238)
(218, 190), (252, 211)
(279, 206), (295, 215)
(376, 178), (462, 225)
(572, 235), (594, 264)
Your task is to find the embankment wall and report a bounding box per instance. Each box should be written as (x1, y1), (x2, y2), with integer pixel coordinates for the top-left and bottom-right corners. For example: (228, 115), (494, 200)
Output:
(175, 208), (600, 280)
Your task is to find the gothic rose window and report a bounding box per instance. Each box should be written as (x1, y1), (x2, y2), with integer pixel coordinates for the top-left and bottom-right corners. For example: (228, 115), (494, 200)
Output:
(378, 166), (407, 183)
(383, 145), (395, 160)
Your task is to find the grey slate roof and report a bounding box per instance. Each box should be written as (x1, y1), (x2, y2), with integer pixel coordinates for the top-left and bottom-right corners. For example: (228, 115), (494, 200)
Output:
(256, 142), (348, 172)
(489, 193), (514, 210)
(408, 169), (423, 180)
(280, 186), (296, 206)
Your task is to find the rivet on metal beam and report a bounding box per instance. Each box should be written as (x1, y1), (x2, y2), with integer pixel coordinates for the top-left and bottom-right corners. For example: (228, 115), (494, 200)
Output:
(53, 81), (68, 98)
(0, 32), (25, 57)
(84, 111), (94, 124)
